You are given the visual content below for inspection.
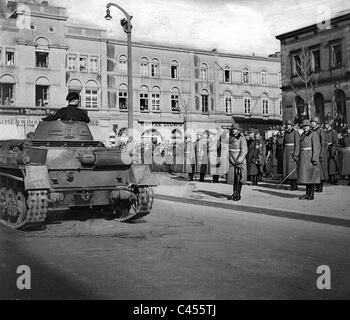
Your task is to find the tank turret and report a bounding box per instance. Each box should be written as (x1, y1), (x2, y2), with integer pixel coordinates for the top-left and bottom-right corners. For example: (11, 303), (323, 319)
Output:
(0, 121), (157, 230)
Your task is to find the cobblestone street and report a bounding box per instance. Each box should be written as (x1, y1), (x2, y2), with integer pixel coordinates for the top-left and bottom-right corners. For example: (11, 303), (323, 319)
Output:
(1, 196), (350, 300)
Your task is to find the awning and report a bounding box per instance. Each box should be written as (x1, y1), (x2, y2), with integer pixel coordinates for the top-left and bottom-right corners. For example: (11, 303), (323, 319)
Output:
(36, 77), (50, 86)
(0, 74), (16, 84)
(0, 125), (21, 140)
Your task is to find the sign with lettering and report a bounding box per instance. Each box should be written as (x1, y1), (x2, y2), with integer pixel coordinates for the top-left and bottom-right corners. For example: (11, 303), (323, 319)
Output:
(139, 122), (183, 128)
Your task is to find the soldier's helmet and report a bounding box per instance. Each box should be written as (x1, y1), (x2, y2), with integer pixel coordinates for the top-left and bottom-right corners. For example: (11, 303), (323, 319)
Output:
(311, 116), (320, 124)
(301, 119), (311, 127)
(231, 121), (240, 130)
(66, 91), (80, 101)
(278, 125), (284, 131)
(285, 119), (293, 126)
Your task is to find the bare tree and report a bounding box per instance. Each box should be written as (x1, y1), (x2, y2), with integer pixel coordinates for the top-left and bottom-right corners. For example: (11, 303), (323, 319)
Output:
(289, 46), (319, 119)
(178, 92), (191, 171)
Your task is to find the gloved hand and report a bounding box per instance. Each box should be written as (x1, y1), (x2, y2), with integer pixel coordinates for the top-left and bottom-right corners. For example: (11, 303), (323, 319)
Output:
(312, 160), (319, 166)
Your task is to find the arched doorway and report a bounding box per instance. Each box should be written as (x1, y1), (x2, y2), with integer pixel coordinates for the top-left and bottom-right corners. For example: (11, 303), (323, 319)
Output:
(314, 92), (325, 123)
(334, 89), (347, 130)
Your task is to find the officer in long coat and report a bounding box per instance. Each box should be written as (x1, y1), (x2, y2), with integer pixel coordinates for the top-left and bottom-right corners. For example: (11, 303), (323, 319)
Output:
(185, 134), (196, 181)
(248, 131), (264, 185)
(227, 122), (248, 201)
(340, 126), (350, 185)
(276, 126), (285, 177)
(297, 119), (321, 200)
(246, 128), (255, 181)
(311, 117), (328, 192)
(283, 119), (300, 190)
(324, 121), (339, 184)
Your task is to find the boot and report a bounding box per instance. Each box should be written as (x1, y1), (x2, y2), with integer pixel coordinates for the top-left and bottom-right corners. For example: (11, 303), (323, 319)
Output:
(212, 175), (219, 183)
(228, 185), (236, 200)
(289, 180), (294, 190)
(307, 184), (315, 200)
(199, 173), (205, 182)
(293, 180), (298, 191)
(234, 183), (242, 201)
(315, 181), (323, 193)
(299, 185), (310, 200)
(188, 173), (193, 181)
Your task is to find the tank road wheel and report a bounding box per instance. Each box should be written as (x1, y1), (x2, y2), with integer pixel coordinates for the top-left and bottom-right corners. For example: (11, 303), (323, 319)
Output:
(0, 187), (7, 220)
(113, 187), (154, 222)
(4, 189), (26, 229)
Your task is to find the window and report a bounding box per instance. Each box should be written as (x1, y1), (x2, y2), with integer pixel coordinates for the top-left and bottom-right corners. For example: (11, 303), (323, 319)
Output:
(243, 95), (251, 114)
(201, 89), (209, 113)
(151, 58), (160, 77)
(79, 55), (88, 72)
(171, 60), (179, 79)
(311, 49), (321, 72)
(89, 56), (99, 73)
(36, 85), (49, 107)
(85, 81), (99, 109)
(36, 51), (49, 68)
(119, 84), (128, 110)
(261, 69), (268, 85)
(68, 79), (82, 100)
(151, 87), (161, 111)
(224, 91), (233, 114)
(331, 43), (342, 68)
(119, 55), (127, 75)
(200, 63), (208, 81)
(224, 66), (231, 83)
(292, 53), (301, 76)
(6, 50), (15, 66)
(0, 83), (14, 105)
(171, 87), (180, 112)
(85, 89), (98, 109)
(242, 67), (250, 84)
(68, 54), (77, 71)
(262, 96), (269, 115)
(139, 86), (149, 112)
(140, 57), (149, 77)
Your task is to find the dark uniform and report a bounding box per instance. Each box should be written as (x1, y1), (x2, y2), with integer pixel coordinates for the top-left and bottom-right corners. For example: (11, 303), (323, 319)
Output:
(324, 124), (339, 184)
(42, 92), (90, 123)
(311, 117), (328, 192)
(276, 127), (284, 177)
(283, 121), (300, 190)
(340, 128), (350, 185)
(247, 133), (263, 185)
(227, 123), (248, 201)
(297, 120), (321, 200)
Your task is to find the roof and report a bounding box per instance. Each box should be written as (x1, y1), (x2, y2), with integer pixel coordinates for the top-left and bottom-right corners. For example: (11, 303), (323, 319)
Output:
(276, 9), (350, 40)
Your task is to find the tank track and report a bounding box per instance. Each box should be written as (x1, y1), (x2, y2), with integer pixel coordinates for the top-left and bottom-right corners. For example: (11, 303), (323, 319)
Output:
(0, 177), (48, 230)
(113, 187), (154, 222)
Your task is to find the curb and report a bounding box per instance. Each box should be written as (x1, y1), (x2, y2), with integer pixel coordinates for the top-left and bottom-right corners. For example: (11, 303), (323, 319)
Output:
(155, 194), (350, 228)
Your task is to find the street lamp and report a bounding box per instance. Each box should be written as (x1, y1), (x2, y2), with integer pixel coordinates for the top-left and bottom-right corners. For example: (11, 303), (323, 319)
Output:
(105, 3), (133, 143)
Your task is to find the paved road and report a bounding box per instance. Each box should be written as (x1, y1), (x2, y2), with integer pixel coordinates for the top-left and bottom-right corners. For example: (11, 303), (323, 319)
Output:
(1, 199), (349, 300)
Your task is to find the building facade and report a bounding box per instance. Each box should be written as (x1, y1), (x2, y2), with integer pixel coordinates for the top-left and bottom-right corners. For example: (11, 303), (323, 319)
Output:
(276, 10), (350, 131)
(0, 0), (282, 144)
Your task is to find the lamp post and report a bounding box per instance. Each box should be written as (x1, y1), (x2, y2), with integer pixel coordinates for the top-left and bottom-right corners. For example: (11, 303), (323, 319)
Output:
(105, 3), (133, 142)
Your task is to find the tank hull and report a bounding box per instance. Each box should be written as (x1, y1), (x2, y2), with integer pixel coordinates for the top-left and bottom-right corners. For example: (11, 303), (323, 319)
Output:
(0, 121), (157, 230)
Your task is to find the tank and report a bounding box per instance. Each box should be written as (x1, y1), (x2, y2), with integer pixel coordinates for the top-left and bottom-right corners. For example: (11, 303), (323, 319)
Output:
(0, 121), (158, 230)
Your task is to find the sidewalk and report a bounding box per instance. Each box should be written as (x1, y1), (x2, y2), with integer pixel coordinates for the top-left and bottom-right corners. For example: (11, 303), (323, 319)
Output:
(153, 173), (350, 227)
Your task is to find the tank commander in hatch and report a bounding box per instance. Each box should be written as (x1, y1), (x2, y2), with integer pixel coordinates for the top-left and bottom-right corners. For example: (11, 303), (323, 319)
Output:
(42, 92), (90, 123)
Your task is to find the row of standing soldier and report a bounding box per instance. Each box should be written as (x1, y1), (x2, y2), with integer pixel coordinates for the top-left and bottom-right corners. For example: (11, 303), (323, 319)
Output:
(185, 117), (350, 202)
